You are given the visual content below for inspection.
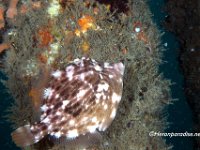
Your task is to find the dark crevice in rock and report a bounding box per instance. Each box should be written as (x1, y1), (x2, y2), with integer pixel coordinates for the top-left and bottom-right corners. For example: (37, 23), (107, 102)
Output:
(164, 0), (200, 149)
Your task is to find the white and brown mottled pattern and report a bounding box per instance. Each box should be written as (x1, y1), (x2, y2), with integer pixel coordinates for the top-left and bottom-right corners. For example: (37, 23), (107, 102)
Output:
(12, 57), (125, 147)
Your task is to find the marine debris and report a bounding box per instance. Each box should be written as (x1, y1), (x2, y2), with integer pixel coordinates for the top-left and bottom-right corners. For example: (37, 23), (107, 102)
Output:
(0, 0), (172, 149)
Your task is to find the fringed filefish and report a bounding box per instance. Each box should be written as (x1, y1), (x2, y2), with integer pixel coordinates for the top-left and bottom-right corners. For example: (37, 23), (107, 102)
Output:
(11, 57), (125, 148)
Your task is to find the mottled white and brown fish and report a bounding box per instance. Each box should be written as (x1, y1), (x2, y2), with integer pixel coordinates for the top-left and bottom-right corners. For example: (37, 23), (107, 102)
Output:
(11, 57), (125, 148)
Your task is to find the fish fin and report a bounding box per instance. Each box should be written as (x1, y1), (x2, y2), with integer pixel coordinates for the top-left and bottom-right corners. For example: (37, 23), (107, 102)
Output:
(113, 62), (125, 75)
(51, 131), (102, 149)
(11, 125), (38, 147)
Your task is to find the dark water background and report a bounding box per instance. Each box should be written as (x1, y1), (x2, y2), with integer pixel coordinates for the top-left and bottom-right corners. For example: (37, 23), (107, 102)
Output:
(148, 0), (193, 149)
(0, 72), (19, 150)
(0, 1), (193, 149)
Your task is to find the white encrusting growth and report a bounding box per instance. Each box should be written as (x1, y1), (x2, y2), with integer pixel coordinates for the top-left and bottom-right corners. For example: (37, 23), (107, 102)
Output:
(47, 0), (61, 18)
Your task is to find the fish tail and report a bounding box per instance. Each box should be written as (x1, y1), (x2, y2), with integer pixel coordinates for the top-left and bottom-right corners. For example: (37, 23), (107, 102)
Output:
(11, 125), (41, 147)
